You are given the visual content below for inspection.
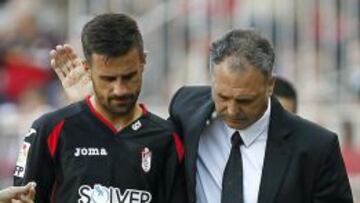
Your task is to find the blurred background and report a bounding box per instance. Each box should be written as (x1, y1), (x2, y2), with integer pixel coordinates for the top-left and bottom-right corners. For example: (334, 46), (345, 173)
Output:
(0, 0), (359, 201)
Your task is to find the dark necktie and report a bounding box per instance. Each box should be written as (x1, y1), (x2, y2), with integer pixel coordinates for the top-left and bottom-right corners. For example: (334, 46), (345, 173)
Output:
(221, 131), (244, 203)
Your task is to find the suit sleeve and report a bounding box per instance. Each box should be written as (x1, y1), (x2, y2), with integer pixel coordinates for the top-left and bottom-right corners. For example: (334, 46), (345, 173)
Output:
(13, 119), (56, 203)
(312, 134), (354, 203)
(167, 87), (186, 138)
(164, 132), (187, 203)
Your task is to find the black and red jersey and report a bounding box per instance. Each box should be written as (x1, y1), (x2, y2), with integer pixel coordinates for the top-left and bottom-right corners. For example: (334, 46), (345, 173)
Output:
(14, 97), (186, 203)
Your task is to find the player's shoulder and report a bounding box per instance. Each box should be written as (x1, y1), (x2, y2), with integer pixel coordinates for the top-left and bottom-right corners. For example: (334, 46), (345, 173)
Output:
(145, 111), (174, 132)
(33, 100), (85, 131)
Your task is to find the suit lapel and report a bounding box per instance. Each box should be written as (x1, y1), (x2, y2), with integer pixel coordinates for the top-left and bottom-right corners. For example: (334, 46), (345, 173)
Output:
(184, 96), (214, 203)
(257, 98), (294, 203)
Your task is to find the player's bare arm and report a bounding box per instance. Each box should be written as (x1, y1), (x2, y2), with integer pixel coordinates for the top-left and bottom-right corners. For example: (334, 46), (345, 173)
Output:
(50, 44), (93, 102)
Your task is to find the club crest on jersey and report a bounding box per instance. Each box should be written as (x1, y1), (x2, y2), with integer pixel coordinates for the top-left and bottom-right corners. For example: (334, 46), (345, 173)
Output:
(141, 147), (152, 173)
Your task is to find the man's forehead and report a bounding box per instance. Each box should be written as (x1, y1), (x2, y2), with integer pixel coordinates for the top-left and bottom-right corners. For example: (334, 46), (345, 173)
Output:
(213, 84), (258, 98)
(212, 56), (272, 80)
(213, 54), (250, 69)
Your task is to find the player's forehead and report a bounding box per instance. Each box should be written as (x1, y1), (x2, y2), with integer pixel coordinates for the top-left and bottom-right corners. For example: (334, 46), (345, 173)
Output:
(90, 50), (142, 74)
(91, 49), (142, 66)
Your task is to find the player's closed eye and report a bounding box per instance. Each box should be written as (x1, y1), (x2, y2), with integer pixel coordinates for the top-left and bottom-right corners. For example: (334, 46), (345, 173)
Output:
(100, 76), (117, 82)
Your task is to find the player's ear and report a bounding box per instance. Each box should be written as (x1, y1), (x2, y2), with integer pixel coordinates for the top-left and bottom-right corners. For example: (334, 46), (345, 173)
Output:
(141, 51), (147, 65)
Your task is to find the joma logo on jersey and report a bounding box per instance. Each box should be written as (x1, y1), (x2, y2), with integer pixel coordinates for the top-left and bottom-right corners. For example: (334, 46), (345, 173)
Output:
(78, 184), (152, 203)
(74, 147), (108, 157)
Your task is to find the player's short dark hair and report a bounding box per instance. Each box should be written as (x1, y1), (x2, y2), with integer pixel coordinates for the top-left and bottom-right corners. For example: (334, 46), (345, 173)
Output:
(273, 76), (297, 108)
(81, 13), (144, 64)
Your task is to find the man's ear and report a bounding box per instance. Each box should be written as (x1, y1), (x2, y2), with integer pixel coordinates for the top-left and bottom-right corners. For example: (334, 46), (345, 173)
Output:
(268, 76), (276, 96)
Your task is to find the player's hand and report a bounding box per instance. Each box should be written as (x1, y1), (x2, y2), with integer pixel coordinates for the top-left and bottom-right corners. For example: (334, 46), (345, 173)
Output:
(0, 182), (36, 203)
(50, 44), (93, 102)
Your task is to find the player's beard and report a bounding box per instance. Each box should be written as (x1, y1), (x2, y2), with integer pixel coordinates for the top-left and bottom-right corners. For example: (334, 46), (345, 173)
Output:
(93, 87), (140, 117)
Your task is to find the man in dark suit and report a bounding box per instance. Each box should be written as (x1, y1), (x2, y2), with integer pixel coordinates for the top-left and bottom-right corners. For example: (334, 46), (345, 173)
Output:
(49, 28), (353, 203)
(168, 29), (353, 203)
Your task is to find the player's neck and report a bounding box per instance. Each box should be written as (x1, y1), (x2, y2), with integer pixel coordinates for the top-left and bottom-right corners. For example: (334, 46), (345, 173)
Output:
(90, 96), (143, 131)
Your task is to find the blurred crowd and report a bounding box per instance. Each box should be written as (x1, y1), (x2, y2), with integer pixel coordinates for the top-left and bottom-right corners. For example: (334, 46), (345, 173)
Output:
(0, 0), (65, 187)
(0, 0), (359, 201)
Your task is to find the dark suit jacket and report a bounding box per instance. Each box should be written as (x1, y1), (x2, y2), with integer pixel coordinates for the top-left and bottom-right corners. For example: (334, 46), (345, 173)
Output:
(169, 86), (353, 203)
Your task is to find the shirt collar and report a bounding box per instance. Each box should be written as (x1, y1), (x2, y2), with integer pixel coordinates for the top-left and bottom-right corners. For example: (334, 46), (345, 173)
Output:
(224, 98), (271, 147)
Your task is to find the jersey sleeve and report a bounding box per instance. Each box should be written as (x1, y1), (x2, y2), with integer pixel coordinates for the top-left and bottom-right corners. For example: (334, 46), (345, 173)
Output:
(164, 132), (187, 203)
(13, 118), (57, 203)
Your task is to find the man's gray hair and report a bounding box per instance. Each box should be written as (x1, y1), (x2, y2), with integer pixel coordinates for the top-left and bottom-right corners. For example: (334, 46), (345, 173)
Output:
(209, 29), (275, 76)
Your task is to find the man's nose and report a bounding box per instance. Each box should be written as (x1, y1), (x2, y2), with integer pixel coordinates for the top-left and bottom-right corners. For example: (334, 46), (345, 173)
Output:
(227, 101), (241, 116)
(112, 79), (129, 95)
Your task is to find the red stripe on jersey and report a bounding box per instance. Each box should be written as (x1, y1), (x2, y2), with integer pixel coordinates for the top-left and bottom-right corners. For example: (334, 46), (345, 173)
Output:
(47, 120), (65, 158)
(172, 133), (184, 163)
(85, 96), (118, 134)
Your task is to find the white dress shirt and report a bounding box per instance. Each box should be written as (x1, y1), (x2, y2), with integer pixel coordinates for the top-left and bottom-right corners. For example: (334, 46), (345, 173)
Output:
(196, 99), (271, 203)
